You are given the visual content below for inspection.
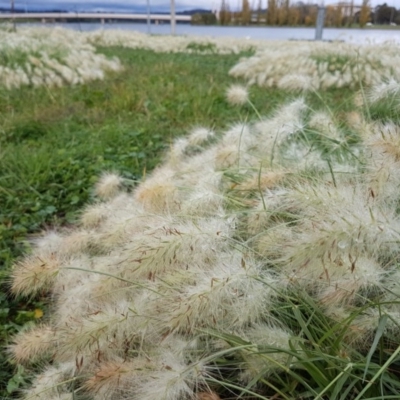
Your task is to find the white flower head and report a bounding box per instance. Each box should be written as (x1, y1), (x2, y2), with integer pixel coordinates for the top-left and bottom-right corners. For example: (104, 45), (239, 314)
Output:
(226, 84), (249, 106)
(94, 172), (123, 199)
(188, 127), (215, 146)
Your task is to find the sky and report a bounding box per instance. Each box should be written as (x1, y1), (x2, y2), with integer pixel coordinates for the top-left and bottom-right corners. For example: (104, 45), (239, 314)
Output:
(0, 0), (399, 12)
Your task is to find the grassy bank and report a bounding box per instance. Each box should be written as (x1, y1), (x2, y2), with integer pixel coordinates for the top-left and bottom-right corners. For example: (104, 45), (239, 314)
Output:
(2, 33), (398, 399)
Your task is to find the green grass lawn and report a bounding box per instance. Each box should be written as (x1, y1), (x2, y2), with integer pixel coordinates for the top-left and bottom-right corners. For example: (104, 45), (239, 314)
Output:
(0, 46), (359, 397)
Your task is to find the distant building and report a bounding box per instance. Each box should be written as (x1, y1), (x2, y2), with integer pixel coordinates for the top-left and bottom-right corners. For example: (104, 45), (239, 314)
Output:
(330, 2), (362, 17)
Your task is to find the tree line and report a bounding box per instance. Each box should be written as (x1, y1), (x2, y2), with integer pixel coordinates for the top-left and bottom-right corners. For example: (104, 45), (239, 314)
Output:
(217, 0), (400, 27)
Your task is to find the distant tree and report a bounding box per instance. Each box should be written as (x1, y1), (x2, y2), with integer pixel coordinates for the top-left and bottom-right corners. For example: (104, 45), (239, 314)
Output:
(241, 0), (252, 25)
(267, 0), (277, 24)
(219, 0), (232, 24)
(334, 4), (344, 27)
(287, 5), (300, 25)
(295, 1), (307, 25)
(295, 2), (317, 26)
(374, 3), (397, 24)
(277, 0), (290, 25)
(325, 5), (336, 27)
(191, 12), (217, 25)
(257, 0), (263, 24)
(304, 3), (317, 26)
(347, 0), (355, 26)
(359, 0), (371, 26)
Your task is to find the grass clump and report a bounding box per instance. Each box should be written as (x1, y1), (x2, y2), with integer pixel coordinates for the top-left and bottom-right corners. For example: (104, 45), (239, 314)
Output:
(0, 43), (278, 398)
(230, 41), (400, 91)
(7, 78), (400, 399)
(363, 79), (400, 123)
(0, 27), (122, 89)
(3, 28), (400, 400)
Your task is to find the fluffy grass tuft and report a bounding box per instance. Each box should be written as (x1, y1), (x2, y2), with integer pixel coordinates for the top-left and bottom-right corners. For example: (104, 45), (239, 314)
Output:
(226, 84), (249, 106)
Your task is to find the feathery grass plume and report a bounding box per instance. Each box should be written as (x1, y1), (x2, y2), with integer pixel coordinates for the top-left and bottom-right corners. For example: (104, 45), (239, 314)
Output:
(110, 192), (138, 210)
(84, 358), (152, 399)
(94, 172), (123, 200)
(133, 166), (182, 213)
(278, 183), (400, 265)
(279, 142), (322, 169)
(365, 122), (400, 161)
(238, 323), (293, 382)
(113, 217), (233, 281)
(172, 148), (220, 190)
(188, 127), (215, 146)
(90, 204), (170, 251)
(86, 28), (265, 54)
(254, 98), (307, 154)
(250, 184), (388, 270)
(236, 170), (286, 194)
(367, 79), (400, 104)
(197, 392), (221, 400)
(154, 254), (278, 334)
(381, 269), (400, 303)
(215, 123), (257, 170)
(229, 40), (400, 91)
(51, 257), (126, 326)
(306, 110), (356, 163)
(134, 351), (207, 400)
(315, 256), (384, 306)
(11, 253), (60, 297)
(178, 155), (221, 195)
(31, 231), (64, 254)
(0, 27), (123, 90)
(59, 229), (95, 256)
(221, 122), (254, 149)
(246, 197), (279, 237)
(53, 282), (100, 334)
(364, 122), (400, 202)
(277, 74), (314, 91)
(80, 203), (110, 228)
(54, 264), (130, 308)
(9, 325), (56, 364)
(53, 257), (90, 293)
(166, 148), (219, 200)
(181, 186), (223, 217)
(20, 364), (75, 400)
(340, 308), (393, 346)
(56, 299), (137, 360)
(215, 144), (242, 170)
(309, 111), (339, 138)
(346, 111), (366, 132)
(363, 79), (400, 123)
(353, 92), (365, 108)
(225, 84), (249, 106)
(320, 304), (373, 346)
(253, 222), (296, 260)
(168, 137), (190, 166)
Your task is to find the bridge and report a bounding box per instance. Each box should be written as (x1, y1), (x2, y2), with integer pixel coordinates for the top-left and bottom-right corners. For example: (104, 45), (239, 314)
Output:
(0, 12), (191, 22)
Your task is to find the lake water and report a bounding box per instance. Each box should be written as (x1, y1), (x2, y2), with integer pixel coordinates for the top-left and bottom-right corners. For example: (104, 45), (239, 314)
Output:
(19, 22), (400, 43)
